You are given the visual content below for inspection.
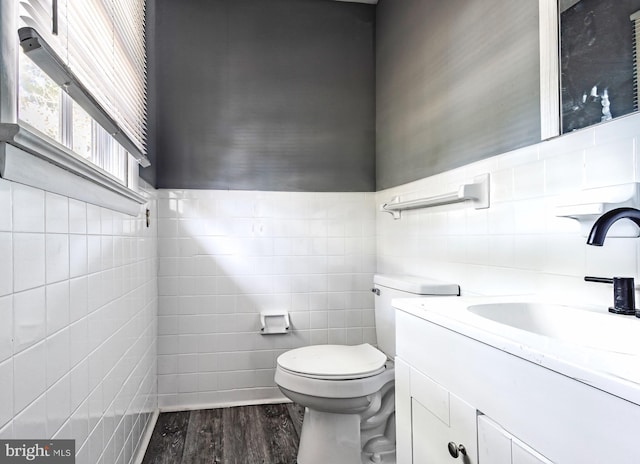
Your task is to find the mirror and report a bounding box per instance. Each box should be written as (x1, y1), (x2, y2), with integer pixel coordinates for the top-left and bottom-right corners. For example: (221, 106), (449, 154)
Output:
(560, 0), (640, 133)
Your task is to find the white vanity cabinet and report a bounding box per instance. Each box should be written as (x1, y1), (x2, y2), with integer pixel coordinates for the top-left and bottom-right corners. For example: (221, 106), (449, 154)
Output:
(394, 306), (640, 464)
(402, 364), (477, 463)
(477, 416), (552, 464)
(395, 316), (546, 464)
(395, 338), (547, 464)
(396, 361), (550, 464)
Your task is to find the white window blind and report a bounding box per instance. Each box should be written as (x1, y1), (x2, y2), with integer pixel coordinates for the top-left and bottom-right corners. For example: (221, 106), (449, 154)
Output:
(18, 0), (148, 162)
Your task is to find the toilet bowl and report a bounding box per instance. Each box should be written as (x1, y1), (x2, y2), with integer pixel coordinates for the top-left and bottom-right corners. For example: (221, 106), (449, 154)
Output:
(276, 343), (396, 464)
(274, 275), (460, 464)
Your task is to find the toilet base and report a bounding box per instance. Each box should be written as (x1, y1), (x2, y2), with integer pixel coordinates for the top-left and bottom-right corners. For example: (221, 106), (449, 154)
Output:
(298, 408), (362, 464)
(274, 364), (397, 464)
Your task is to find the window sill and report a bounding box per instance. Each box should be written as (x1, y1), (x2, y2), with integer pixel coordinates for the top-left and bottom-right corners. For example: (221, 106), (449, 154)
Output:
(0, 122), (146, 216)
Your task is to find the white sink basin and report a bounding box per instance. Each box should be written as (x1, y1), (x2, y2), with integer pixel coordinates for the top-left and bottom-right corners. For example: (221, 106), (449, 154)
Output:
(396, 295), (640, 407)
(468, 302), (640, 356)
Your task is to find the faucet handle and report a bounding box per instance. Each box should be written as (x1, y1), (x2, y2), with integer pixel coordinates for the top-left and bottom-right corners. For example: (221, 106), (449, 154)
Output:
(584, 276), (637, 315)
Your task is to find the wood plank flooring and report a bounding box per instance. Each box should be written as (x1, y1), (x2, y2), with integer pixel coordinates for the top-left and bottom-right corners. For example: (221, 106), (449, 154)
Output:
(142, 404), (305, 464)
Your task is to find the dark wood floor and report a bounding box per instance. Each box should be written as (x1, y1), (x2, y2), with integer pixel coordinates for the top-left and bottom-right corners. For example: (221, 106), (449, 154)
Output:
(142, 404), (305, 464)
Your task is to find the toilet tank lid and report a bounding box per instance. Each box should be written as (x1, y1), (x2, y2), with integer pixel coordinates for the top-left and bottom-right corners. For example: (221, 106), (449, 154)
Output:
(374, 274), (460, 295)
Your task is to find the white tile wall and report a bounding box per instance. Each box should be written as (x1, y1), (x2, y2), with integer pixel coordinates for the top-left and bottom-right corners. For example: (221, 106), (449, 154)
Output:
(0, 177), (158, 464)
(376, 112), (640, 309)
(0, 109), (636, 459)
(156, 190), (377, 409)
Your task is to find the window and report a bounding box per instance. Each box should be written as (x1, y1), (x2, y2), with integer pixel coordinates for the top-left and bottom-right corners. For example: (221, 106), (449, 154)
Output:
(18, 47), (133, 184)
(15, 0), (149, 187)
(72, 101), (92, 160)
(18, 49), (61, 143)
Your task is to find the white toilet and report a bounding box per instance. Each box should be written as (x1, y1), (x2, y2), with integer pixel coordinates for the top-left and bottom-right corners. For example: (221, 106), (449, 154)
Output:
(274, 274), (460, 464)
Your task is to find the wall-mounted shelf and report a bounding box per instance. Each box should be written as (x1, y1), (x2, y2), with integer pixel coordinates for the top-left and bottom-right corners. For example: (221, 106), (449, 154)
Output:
(381, 174), (490, 220)
(555, 182), (640, 237)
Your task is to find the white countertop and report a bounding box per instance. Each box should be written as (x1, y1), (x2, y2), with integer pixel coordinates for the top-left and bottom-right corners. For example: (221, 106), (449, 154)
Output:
(393, 295), (640, 406)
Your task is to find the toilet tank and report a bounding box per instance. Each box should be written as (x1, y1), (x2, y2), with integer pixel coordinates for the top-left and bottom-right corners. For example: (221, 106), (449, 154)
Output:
(373, 274), (460, 358)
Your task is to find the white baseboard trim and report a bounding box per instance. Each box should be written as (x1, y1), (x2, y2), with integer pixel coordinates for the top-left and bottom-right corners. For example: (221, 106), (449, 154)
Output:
(132, 409), (160, 464)
(159, 396), (291, 414)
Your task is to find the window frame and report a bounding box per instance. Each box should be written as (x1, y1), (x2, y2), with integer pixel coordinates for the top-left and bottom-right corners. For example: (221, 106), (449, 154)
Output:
(0, 0), (148, 215)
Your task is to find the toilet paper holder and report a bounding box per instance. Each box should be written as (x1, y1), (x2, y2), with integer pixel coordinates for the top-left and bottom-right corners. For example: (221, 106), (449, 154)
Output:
(260, 310), (290, 335)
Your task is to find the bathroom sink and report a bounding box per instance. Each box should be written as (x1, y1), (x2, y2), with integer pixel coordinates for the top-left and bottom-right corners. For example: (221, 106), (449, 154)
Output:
(467, 302), (640, 356)
(395, 295), (640, 408)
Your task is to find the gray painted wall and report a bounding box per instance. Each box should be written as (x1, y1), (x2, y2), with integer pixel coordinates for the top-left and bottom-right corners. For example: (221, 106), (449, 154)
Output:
(149, 0), (375, 191)
(375, 0), (542, 190)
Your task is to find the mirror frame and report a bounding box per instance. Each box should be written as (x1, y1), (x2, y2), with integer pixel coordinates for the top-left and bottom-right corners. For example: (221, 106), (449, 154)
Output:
(539, 0), (561, 140)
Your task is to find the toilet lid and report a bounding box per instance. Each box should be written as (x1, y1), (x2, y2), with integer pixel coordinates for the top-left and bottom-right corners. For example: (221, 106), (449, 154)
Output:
(277, 344), (387, 380)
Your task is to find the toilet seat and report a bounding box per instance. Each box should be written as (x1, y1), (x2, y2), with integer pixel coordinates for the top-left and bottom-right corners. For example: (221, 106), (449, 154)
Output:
(275, 359), (395, 400)
(277, 343), (387, 380)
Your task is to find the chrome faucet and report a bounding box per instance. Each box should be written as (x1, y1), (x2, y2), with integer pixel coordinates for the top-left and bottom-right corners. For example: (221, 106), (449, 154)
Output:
(586, 207), (640, 246)
(586, 207), (640, 316)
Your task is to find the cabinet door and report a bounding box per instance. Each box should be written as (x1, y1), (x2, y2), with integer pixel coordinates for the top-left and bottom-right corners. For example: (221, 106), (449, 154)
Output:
(478, 415), (512, 464)
(395, 358), (413, 464)
(478, 415), (553, 464)
(412, 391), (477, 463)
(512, 441), (553, 464)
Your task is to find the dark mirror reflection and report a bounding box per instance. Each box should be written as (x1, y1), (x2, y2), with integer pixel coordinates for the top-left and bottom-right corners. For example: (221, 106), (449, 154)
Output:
(560, 0), (640, 133)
